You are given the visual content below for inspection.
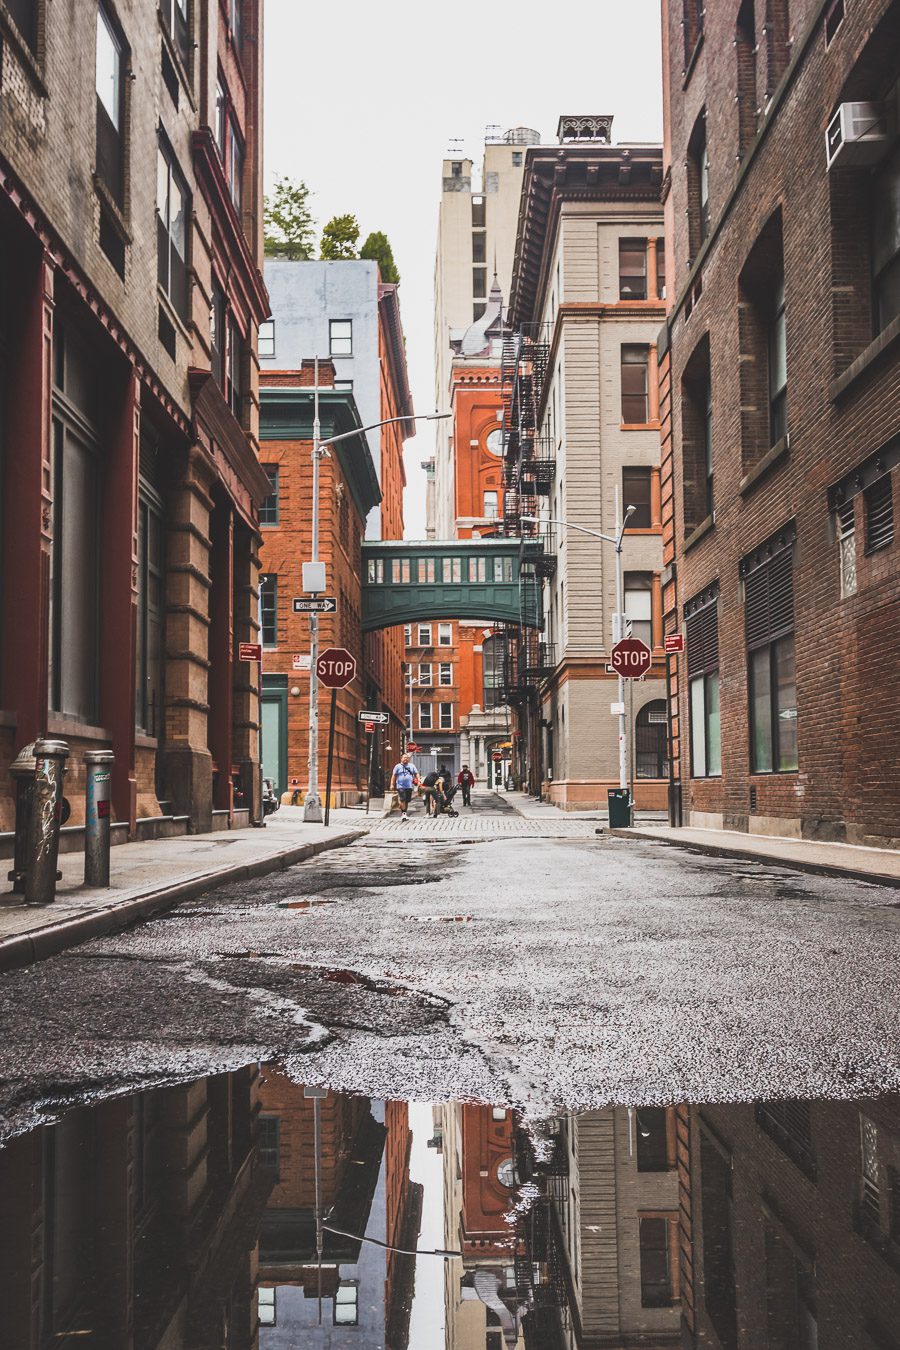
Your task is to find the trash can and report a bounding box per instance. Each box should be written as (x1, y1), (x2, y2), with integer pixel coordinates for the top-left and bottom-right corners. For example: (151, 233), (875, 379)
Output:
(607, 788), (632, 828)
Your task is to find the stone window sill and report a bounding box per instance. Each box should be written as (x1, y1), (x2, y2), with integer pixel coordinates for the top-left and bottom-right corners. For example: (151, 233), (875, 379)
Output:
(683, 513), (715, 553)
(620, 421), (661, 432)
(624, 526), (663, 536)
(135, 733), (159, 750)
(157, 282), (193, 345)
(47, 715), (113, 743)
(739, 436), (790, 497)
(830, 315), (900, 402)
(93, 175), (132, 243)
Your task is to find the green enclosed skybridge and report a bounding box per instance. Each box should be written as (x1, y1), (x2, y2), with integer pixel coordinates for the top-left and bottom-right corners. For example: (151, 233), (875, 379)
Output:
(361, 538), (543, 633)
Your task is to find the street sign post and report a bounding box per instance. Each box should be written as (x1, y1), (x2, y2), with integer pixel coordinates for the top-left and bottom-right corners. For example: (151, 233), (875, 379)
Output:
(405, 742), (420, 753)
(238, 642), (262, 662)
(357, 709), (390, 725)
(316, 648), (357, 827)
(664, 633), (685, 654)
(293, 596), (337, 614)
(610, 638), (652, 679)
(316, 648), (357, 688)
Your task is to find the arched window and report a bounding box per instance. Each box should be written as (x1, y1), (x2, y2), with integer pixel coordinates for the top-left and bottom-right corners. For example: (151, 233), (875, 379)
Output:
(635, 700), (668, 778)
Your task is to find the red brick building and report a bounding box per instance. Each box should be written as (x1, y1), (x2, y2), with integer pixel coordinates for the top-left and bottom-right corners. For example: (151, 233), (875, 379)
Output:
(660, 0), (900, 844)
(0, 0), (270, 836)
(258, 364), (384, 802)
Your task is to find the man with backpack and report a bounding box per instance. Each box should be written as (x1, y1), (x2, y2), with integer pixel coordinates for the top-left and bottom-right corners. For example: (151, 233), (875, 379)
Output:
(390, 752), (420, 823)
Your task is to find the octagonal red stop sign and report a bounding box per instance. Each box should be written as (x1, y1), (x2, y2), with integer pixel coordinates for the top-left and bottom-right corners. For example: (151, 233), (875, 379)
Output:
(611, 638), (652, 679)
(317, 647), (357, 688)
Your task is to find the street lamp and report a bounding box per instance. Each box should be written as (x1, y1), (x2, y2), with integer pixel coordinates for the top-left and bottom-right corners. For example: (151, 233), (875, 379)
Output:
(301, 362), (449, 822)
(521, 489), (636, 793)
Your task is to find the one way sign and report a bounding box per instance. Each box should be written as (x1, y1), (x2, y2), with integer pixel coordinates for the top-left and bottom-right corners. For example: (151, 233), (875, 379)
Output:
(293, 596), (337, 614)
(358, 709), (390, 725)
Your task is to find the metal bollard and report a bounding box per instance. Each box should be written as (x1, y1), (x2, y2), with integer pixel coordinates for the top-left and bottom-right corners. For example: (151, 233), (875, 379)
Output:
(24, 739), (69, 907)
(7, 742), (37, 894)
(84, 750), (115, 887)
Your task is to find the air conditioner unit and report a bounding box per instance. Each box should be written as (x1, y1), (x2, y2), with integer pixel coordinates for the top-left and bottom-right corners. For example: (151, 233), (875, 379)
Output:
(826, 102), (888, 170)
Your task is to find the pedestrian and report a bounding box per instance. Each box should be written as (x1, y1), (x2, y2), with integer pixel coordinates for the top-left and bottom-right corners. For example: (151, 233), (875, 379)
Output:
(457, 764), (475, 806)
(421, 767), (441, 816)
(390, 753), (420, 823)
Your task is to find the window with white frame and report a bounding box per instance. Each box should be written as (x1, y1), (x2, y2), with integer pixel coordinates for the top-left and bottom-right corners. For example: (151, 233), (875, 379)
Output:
(439, 703), (453, 729)
(418, 703), (433, 729)
(329, 320), (352, 355)
(686, 587), (721, 778)
(439, 662), (452, 686)
(624, 573), (653, 647)
(438, 622), (452, 646)
(417, 623), (432, 646)
(367, 558), (385, 584)
(392, 558), (411, 583)
(418, 663), (432, 685)
(334, 1282), (359, 1327)
(258, 319), (275, 358)
(483, 490), (499, 519)
(403, 623), (412, 645)
(258, 1286), (276, 1327)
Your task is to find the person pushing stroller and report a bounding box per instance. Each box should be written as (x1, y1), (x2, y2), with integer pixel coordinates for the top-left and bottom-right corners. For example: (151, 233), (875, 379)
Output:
(422, 764), (457, 817)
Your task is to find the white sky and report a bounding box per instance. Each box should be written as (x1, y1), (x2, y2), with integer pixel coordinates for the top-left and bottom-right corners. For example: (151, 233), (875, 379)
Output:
(264, 0), (664, 537)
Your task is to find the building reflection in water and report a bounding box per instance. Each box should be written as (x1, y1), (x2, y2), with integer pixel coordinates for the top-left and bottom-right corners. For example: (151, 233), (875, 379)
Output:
(1, 1071), (899, 1349)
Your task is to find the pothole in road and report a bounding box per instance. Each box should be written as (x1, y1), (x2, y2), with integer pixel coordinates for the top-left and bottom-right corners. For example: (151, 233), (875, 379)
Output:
(276, 898), (338, 910)
(405, 914), (475, 924)
(293, 872), (446, 891)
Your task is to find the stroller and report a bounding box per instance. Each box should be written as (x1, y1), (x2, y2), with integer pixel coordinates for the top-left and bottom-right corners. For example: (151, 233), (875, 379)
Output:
(434, 781), (460, 818)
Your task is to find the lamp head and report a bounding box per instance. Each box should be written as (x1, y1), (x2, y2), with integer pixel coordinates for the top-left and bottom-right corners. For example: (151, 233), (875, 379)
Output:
(625, 504), (636, 518)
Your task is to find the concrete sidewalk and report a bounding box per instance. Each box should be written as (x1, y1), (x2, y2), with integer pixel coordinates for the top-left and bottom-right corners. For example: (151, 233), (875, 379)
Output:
(0, 806), (370, 972)
(508, 792), (668, 824)
(620, 823), (900, 886)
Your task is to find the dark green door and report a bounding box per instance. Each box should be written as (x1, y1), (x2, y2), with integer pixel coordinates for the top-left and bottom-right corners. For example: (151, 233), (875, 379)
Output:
(261, 676), (288, 797)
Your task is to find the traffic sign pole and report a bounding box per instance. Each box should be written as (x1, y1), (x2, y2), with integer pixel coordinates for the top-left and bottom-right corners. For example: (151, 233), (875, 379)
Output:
(324, 688), (337, 827)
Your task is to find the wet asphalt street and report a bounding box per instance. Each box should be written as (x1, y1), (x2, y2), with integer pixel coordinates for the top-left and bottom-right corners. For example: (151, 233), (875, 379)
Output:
(1, 793), (898, 1136)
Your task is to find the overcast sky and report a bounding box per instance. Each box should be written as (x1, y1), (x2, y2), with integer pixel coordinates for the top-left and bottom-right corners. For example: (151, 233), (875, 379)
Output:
(264, 0), (664, 537)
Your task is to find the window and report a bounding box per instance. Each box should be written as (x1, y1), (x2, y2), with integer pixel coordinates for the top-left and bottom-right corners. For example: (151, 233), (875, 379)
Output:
(756, 1099), (816, 1179)
(872, 146), (900, 334)
(482, 635), (504, 709)
(865, 474), (894, 553)
(418, 663), (432, 686)
(512, 150), (523, 166)
(472, 196), (485, 226)
(623, 467), (652, 528)
(392, 558), (411, 584)
(258, 319), (275, 359)
(764, 0), (791, 95)
(418, 703), (433, 729)
(216, 78), (227, 155)
(214, 77), (242, 209)
(700, 1129), (737, 1350)
(636, 1108), (672, 1171)
(656, 239), (666, 301)
(768, 271), (787, 445)
(686, 586), (721, 777)
(330, 319), (352, 356)
(860, 1113), (881, 1228)
(404, 624), (412, 645)
(451, 161), (462, 178)
(483, 490), (499, 520)
(228, 124), (244, 212)
(446, 557), (462, 583)
(6, 0), (38, 51)
(258, 1117), (280, 1173)
(472, 232), (486, 263)
(368, 558), (385, 584)
(471, 557), (487, 582)
(619, 239), (648, 300)
(736, 0), (758, 156)
(96, 5), (125, 204)
(438, 622), (452, 646)
(420, 557), (436, 583)
(258, 1286), (276, 1327)
(227, 317), (244, 422)
(683, 0), (704, 62)
(639, 1215), (676, 1307)
(157, 140), (189, 319)
(439, 703), (453, 729)
(837, 499), (857, 597)
(135, 489), (164, 736)
(161, 0), (190, 67)
(417, 623), (432, 646)
(743, 533), (797, 773)
(621, 346), (650, 423)
(260, 574), (277, 648)
(824, 0), (844, 43)
(635, 701), (668, 778)
(764, 1223), (817, 1347)
(439, 662), (452, 686)
(682, 337), (714, 532)
(210, 283), (225, 388)
(688, 112), (710, 256)
(228, 0), (242, 51)
(260, 466), (278, 526)
(473, 267), (487, 299)
(624, 572), (653, 647)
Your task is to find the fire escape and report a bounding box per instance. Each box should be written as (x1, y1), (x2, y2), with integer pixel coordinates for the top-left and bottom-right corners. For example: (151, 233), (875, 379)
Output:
(509, 1120), (571, 1347)
(498, 327), (556, 791)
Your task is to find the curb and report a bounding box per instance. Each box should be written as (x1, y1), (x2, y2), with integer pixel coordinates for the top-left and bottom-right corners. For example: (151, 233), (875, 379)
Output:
(0, 830), (367, 975)
(600, 828), (900, 889)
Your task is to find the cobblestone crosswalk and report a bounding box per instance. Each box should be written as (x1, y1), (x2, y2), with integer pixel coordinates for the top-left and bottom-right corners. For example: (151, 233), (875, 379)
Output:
(368, 813), (602, 839)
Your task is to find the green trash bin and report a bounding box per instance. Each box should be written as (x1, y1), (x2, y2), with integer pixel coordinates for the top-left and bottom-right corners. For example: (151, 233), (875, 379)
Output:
(607, 788), (632, 828)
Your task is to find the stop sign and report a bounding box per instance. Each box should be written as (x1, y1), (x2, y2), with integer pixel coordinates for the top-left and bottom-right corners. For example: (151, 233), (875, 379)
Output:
(611, 638), (652, 679)
(317, 647), (357, 688)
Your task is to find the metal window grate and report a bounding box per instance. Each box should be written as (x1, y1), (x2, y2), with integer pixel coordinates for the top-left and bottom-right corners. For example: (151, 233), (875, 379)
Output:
(756, 1100), (816, 1179)
(745, 547), (794, 649)
(864, 475), (894, 554)
(686, 594), (719, 678)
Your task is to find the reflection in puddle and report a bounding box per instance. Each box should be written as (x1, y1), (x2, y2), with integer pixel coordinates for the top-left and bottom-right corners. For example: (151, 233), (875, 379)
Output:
(1, 1069), (898, 1347)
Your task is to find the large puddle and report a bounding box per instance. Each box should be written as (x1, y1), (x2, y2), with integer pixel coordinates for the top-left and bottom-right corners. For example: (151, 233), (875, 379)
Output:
(1, 1064), (897, 1346)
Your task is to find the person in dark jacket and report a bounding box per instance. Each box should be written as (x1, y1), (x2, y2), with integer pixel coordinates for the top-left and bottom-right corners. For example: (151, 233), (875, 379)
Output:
(457, 765), (475, 806)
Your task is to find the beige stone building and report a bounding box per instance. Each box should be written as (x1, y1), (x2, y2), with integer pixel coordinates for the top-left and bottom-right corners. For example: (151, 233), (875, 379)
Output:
(507, 118), (669, 809)
(432, 127), (540, 539)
